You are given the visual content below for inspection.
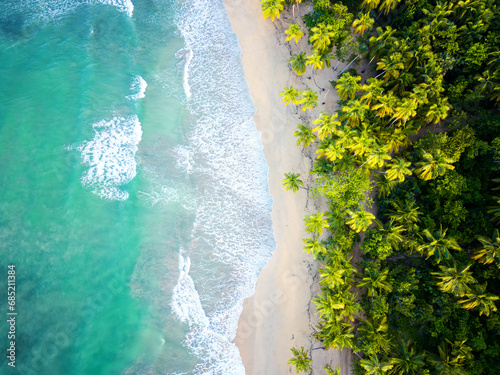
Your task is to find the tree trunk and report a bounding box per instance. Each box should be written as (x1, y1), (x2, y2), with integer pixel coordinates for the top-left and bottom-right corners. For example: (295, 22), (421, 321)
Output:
(333, 60), (341, 71)
(361, 56), (376, 73)
(338, 55), (360, 78)
(374, 70), (385, 79)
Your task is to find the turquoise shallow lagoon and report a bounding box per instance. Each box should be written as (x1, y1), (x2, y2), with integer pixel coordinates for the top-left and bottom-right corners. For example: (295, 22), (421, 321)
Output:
(0, 1), (274, 374)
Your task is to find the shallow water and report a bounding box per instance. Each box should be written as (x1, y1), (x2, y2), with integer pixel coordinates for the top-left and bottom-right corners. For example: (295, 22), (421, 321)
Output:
(0, 1), (274, 374)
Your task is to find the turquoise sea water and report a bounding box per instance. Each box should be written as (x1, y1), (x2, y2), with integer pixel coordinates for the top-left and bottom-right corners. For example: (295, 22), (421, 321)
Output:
(0, 1), (274, 374)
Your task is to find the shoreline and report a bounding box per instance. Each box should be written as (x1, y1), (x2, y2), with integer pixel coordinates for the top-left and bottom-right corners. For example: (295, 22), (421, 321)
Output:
(222, 1), (352, 373)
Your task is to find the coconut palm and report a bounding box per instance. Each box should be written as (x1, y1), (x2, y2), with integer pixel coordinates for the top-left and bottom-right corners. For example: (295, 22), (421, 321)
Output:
(316, 320), (355, 350)
(285, 23), (304, 44)
(387, 199), (421, 227)
(261, 0), (285, 22)
(431, 263), (476, 297)
(425, 98), (451, 124)
(415, 150), (455, 180)
(304, 212), (329, 236)
(426, 340), (469, 375)
(281, 86), (302, 105)
(386, 157), (412, 182)
(288, 347), (313, 374)
(290, 52), (307, 76)
(487, 196), (500, 222)
(294, 124), (317, 148)
(379, 0), (401, 15)
(392, 98), (418, 123)
(418, 226), (461, 263)
(358, 316), (392, 355)
(376, 220), (405, 249)
(360, 78), (384, 105)
(335, 73), (362, 100)
(361, 0), (381, 11)
(303, 236), (325, 256)
(312, 113), (341, 140)
(325, 364), (341, 375)
(375, 173), (399, 198)
(346, 209), (375, 233)
(300, 88), (319, 111)
(458, 283), (499, 316)
(372, 92), (398, 118)
(319, 265), (347, 289)
(472, 229), (500, 268)
(306, 52), (326, 71)
(341, 100), (371, 127)
(353, 12), (374, 35)
(282, 172), (303, 192)
(357, 266), (393, 297)
(376, 53), (404, 81)
(364, 144), (392, 169)
(390, 339), (426, 375)
(360, 355), (393, 375)
(310, 23), (335, 52)
(325, 144), (346, 162)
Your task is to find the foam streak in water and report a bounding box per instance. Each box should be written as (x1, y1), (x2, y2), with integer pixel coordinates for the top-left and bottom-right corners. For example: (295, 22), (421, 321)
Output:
(127, 75), (147, 100)
(78, 115), (142, 201)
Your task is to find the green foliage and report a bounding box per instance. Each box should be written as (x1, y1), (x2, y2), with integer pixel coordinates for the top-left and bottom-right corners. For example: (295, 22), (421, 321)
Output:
(361, 229), (393, 260)
(311, 166), (372, 211)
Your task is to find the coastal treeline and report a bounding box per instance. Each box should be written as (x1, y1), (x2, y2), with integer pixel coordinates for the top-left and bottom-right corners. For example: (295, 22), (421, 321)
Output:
(262, 0), (500, 373)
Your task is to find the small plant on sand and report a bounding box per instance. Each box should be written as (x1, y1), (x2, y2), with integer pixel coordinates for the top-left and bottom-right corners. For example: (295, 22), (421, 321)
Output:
(288, 346), (313, 374)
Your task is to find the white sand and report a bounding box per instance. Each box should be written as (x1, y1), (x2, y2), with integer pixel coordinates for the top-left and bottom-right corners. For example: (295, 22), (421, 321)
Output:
(222, 1), (352, 374)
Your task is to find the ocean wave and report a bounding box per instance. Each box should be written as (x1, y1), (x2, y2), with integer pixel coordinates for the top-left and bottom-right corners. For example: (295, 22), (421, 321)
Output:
(127, 75), (148, 101)
(77, 115), (142, 201)
(169, 0), (276, 374)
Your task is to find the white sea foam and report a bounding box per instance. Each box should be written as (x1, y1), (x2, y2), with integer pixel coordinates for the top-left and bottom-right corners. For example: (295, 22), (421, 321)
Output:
(127, 75), (147, 101)
(77, 115), (142, 200)
(169, 0), (275, 374)
(183, 49), (193, 100)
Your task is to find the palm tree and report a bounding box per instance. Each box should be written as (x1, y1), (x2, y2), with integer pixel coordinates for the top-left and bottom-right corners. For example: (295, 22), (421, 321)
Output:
(386, 157), (412, 182)
(294, 124), (317, 148)
(290, 52), (307, 76)
(288, 346), (313, 374)
(418, 226), (461, 263)
(378, 0), (401, 15)
(415, 150), (455, 180)
(425, 98), (451, 124)
(310, 23), (335, 52)
(312, 113), (340, 140)
(360, 355), (393, 374)
(376, 220), (405, 249)
(458, 283), (499, 316)
(487, 196), (500, 223)
(375, 174), (398, 198)
(341, 100), (371, 127)
(281, 86), (301, 105)
(325, 144), (346, 162)
(325, 364), (341, 375)
(358, 316), (392, 355)
(319, 264), (350, 289)
(261, 0), (285, 22)
(306, 52), (326, 71)
(346, 209), (375, 233)
(390, 340), (426, 375)
(387, 199), (421, 227)
(391, 98), (417, 123)
(364, 144), (392, 169)
(304, 212), (329, 236)
(361, 0), (381, 11)
(282, 172), (303, 192)
(372, 92), (398, 118)
(353, 12), (374, 35)
(360, 78), (384, 105)
(426, 340), (469, 375)
(358, 266), (393, 297)
(335, 73), (361, 100)
(472, 229), (500, 268)
(376, 53), (404, 81)
(431, 263), (476, 297)
(316, 320), (355, 350)
(300, 88), (319, 111)
(303, 236), (325, 256)
(285, 23), (304, 44)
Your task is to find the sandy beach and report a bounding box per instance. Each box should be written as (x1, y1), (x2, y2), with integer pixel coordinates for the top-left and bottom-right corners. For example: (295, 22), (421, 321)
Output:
(222, 1), (352, 373)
